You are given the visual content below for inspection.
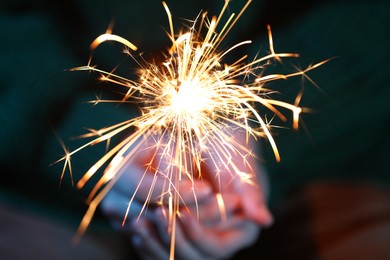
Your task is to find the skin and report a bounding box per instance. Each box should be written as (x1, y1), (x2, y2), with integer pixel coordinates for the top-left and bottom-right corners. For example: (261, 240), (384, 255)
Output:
(100, 132), (273, 259)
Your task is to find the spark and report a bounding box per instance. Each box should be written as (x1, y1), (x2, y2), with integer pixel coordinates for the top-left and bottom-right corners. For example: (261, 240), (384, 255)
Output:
(57, 1), (328, 259)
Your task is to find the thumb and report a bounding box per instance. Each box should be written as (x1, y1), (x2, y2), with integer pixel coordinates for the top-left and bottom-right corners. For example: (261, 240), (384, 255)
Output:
(241, 188), (273, 227)
(236, 174), (273, 227)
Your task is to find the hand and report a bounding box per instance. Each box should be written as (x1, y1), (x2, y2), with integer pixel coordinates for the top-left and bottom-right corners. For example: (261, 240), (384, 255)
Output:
(100, 134), (212, 226)
(128, 132), (272, 259)
(99, 134), (212, 254)
(131, 190), (269, 260)
(100, 131), (272, 259)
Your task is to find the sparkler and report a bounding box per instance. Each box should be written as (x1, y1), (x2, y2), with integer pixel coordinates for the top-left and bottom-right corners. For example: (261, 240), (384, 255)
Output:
(56, 1), (328, 259)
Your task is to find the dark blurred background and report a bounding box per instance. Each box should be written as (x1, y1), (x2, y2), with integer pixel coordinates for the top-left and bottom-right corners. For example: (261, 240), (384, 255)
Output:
(0, 0), (389, 259)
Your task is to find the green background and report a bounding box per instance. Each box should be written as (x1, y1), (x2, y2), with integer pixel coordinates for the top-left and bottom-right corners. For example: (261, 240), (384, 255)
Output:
(0, 0), (389, 257)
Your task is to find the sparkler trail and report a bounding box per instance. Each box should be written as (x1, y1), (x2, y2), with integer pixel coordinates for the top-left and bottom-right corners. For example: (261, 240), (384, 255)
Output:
(56, 1), (329, 259)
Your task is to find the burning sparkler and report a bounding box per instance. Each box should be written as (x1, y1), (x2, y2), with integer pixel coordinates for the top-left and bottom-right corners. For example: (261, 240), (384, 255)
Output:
(56, 0), (328, 259)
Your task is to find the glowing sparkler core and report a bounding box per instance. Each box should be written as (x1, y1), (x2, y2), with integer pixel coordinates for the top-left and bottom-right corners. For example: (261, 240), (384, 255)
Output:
(57, 1), (329, 259)
(170, 81), (212, 116)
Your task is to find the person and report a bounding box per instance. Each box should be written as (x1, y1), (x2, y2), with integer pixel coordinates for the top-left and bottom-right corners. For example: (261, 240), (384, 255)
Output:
(100, 131), (273, 259)
(0, 0), (389, 259)
(0, 2), (273, 258)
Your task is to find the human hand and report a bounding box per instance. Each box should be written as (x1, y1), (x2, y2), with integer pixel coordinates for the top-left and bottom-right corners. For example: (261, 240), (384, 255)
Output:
(127, 131), (272, 259)
(100, 134), (212, 228)
(131, 186), (270, 260)
(100, 131), (272, 259)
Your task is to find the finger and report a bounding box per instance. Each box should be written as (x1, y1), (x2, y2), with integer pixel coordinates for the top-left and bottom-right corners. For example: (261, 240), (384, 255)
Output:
(100, 189), (149, 225)
(233, 175), (273, 226)
(204, 162), (272, 225)
(179, 212), (260, 258)
(183, 192), (241, 225)
(130, 218), (170, 260)
(113, 163), (212, 207)
(151, 208), (205, 260)
(203, 134), (273, 226)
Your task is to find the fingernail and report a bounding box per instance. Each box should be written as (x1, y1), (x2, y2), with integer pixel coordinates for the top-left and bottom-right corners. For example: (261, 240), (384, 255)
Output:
(194, 181), (212, 196)
(260, 208), (274, 227)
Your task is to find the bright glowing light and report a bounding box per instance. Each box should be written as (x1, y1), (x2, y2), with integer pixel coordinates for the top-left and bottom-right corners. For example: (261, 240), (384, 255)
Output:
(169, 81), (212, 116)
(55, 1), (329, 259)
